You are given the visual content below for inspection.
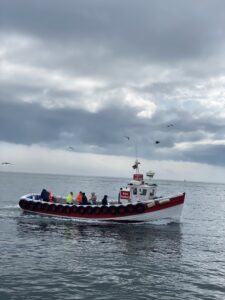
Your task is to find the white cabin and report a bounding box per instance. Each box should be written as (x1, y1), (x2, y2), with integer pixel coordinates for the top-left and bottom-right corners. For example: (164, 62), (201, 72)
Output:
(119, 171), (157, 204)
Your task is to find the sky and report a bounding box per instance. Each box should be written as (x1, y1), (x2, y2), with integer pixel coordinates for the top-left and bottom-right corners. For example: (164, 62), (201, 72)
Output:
(0, 0), (225, 183)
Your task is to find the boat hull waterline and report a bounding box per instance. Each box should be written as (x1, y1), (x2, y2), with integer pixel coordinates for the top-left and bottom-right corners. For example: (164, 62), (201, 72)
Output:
(19, 193), (185, 223)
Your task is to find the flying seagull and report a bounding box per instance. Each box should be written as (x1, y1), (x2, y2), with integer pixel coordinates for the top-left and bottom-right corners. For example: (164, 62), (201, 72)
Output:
(167, 124), (174, 127)
(67, 146), (75, 151)
(2, 162), (12, 165)
(155, 141), (160, 144)
(123, 136), (130, 140)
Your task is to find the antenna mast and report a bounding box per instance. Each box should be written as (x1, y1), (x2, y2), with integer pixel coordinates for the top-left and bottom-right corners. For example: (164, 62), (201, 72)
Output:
(132, 138), (141, 174)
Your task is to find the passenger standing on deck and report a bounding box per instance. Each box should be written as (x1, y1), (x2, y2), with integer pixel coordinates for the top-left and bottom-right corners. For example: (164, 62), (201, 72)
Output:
(102, 195), (108, 205)
(66, 192), (73, 205)
(40, 188), (49, 202)
(49, 191), (54, 203)
(89, 192), (97, 205)
(76, 191), (82, 205)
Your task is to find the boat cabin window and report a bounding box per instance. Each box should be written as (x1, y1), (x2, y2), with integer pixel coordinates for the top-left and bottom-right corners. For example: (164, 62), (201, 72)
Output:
(140, 189), (147, 196)
(133, 188), (137, 195)
(150, 190), (155, 196)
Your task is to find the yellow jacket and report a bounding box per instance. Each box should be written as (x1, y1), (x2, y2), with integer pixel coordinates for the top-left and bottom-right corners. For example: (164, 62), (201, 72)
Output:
(67, 193), (73, 204)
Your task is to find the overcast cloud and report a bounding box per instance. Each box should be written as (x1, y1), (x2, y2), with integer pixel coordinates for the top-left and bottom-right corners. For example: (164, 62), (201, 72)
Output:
(0, 0), (225, 182)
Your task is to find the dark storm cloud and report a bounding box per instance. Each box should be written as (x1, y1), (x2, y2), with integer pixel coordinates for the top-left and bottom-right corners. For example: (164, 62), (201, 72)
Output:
(0, 99), (225, 166)
(2, 0), (225, 66)
(0, 100), (60, 144)
(168, 144), (225, 167)
(0, 99), (139, 147)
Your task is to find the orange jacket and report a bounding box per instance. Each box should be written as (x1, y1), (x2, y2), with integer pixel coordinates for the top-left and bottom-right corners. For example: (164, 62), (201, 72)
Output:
(76, 192), (82, 204)
(49, 192), (53, 203)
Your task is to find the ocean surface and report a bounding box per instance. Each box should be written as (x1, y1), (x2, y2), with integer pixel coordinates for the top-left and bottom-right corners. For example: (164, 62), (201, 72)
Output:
(0, 171), (225, 300)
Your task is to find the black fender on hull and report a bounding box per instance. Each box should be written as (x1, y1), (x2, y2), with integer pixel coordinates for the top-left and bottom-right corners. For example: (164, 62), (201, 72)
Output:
(135, 203), (145, 213)
(19, 199), (148, 218)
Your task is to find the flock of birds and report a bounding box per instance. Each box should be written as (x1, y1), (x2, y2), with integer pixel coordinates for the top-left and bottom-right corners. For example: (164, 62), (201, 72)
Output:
(67, 124), (175, 151)
(124, 124), (175, 145)
(2, 124), (175, 164)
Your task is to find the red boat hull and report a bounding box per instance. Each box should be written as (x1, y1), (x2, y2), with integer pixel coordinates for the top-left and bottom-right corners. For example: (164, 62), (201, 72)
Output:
(19, 193), (185, 223)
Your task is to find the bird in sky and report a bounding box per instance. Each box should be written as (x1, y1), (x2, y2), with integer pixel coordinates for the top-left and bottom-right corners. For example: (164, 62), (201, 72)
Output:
(67, 146), (75, 151)
(1, 162), (12, 165)
(155, 140), (160, 144)
(167, 124), (174, 127)
(123, 136), (130, 140)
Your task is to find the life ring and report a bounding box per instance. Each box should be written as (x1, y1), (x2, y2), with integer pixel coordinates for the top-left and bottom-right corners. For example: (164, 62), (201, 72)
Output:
(57, 205), (65, 213)
(40, 203), (45, 211)
(18, 199), (23, 208)
(31, 202), (38, 211)
(36, 202), (42, 211)
(72, 205), (78, 213)
(28, 201), (35, 210)
(50, 204), (57, 212)
(100, 206), (109, 214)
(19, 199), (27, 209)
(85, 206), (93, 214)
(77, 206), (85, 214)
(109, 206), (117, 215)
(64, 205), (71, 214)
(93, 206), (101, 215)
(118, 205), (126, 214)
(127, 204), (134, 213)
(42, 203), (49, 212)
(135, 203), (145, 213)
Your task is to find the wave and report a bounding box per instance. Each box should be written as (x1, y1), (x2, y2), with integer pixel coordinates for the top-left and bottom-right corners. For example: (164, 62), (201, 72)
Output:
(19, 213), (180, 226)
(0, 204), (20, 210)
(144, 218), (181, 226)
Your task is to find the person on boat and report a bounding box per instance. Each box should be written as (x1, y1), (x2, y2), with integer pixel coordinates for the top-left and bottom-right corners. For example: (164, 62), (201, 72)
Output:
(102, 195), (108, 206)
(40, 188), (49, 202)
(49, 191), (53, 203)
(66, 192), (73, 205)
(118, 188), (122, 204)
(89, 192), (97, 205)
(76, 191), (82, 205)
(82, 192), (88, 205)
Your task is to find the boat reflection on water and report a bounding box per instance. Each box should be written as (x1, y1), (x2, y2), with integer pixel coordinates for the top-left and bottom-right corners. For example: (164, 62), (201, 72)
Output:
(17, 213), (183, 258)
(14, 211), (185, 300)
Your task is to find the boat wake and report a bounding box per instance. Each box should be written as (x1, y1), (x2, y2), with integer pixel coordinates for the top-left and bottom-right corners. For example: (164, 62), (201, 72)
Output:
(21, 212), (179, 226)
(145, 218), (180, 225)
(0, 204), (20, 210)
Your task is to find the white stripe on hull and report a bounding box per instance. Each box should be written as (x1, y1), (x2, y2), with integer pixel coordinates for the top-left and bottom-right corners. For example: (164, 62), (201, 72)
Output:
(87, 203), (184, 222)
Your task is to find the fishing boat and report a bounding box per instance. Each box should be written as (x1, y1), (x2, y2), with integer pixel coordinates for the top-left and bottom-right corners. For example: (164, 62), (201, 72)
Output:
(19, 160), (185, 223)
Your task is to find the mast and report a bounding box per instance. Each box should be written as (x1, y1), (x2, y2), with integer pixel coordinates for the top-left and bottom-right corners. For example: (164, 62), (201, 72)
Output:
(132, 159), (140, 174)
(133, 137), (140, 174)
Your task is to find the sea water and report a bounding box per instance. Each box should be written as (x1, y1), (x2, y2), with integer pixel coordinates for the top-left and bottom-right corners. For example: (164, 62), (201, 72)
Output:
(0, 172), (225, 300)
